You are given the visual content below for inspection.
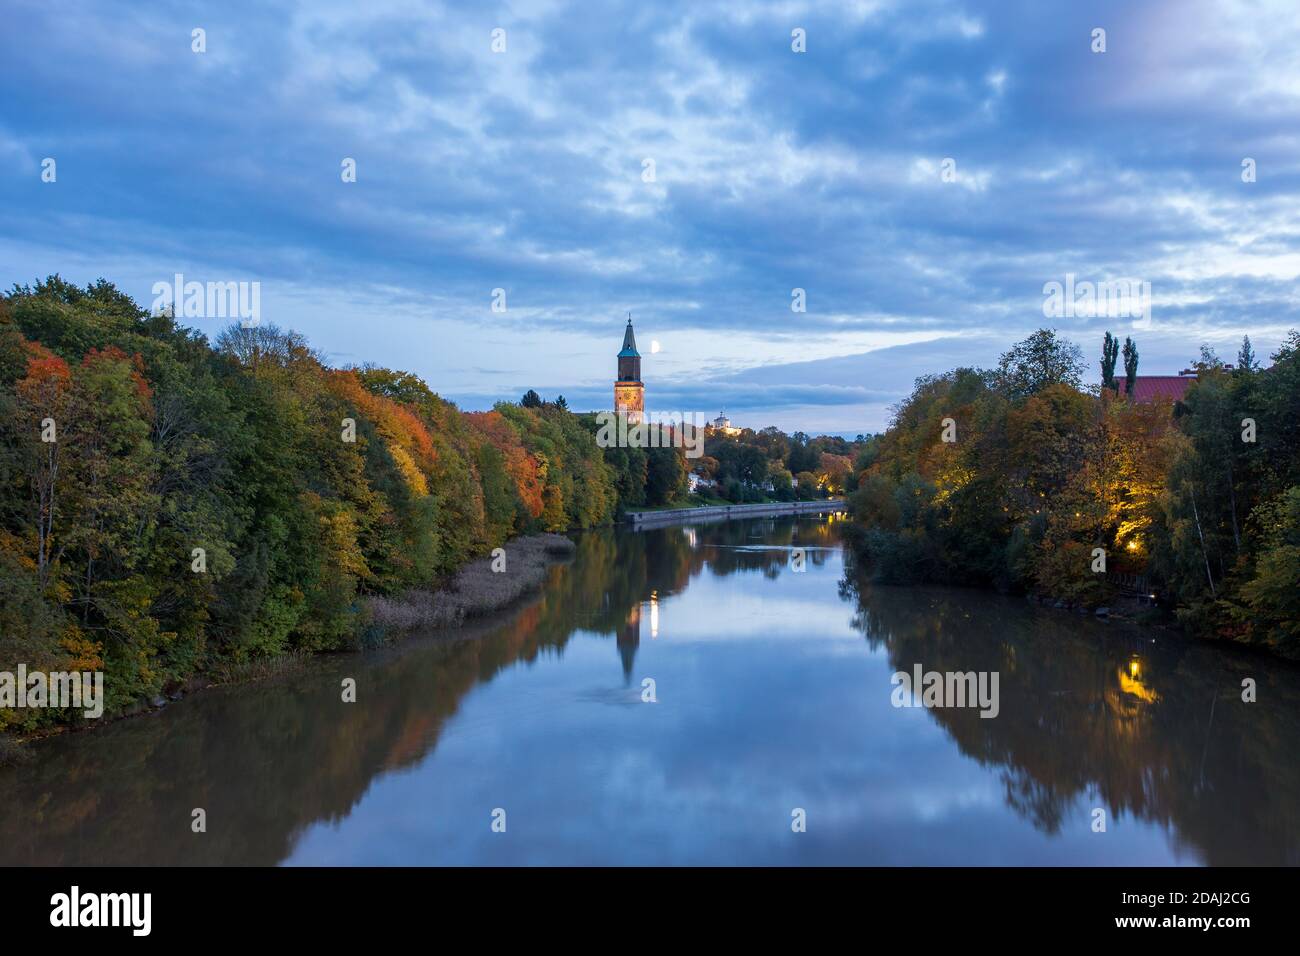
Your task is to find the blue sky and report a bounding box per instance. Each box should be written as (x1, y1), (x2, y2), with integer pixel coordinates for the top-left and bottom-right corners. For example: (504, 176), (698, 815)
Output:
(3, 0), (1299, 434)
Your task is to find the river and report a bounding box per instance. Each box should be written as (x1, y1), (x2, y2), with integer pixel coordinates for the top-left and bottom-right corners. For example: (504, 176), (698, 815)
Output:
(2, 514), (1297, 865)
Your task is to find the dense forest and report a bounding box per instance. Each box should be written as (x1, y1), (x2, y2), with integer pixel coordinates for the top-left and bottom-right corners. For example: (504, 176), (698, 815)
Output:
(0, 277), (846, 734)
(0, 277), (627, 732)
(846, 328), (1300, 658)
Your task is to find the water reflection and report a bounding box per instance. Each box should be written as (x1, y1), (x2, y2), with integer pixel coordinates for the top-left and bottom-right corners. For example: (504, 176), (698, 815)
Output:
(0, 516), (1295, 865)
(841, 573), (1300, 864)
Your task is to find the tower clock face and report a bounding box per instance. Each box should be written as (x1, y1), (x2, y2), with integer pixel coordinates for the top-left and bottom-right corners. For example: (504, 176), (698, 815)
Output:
(615, 385), (644, 408)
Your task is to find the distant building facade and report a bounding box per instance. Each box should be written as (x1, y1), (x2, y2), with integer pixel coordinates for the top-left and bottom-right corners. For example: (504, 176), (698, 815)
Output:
(709, 413), (741, 437)
(614, 317), (644, 423)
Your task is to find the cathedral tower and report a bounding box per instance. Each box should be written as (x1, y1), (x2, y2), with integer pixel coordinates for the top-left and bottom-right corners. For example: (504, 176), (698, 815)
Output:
(614, 316), (644, 422)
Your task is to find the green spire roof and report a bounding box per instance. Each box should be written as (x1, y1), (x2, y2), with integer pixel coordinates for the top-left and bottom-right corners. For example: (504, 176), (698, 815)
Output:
(618, 317), (639, 357)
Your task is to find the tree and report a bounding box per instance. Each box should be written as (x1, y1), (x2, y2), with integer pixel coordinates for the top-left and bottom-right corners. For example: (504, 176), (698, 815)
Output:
(14, 342), (73, 589)
(554, 394), (568, 410)
(1196, 344), (1223, 371)
(1233, 487), (1300, 650)
(786, 434), (819, 475)
(1100, 332), (1119, 392)
(767, 463), (794, 500)
(520, 389), (543, 408)
(355, 365), (438, 408)
(995, 329), (1085, 401)
(735, 444), (769, 487)
(216, 322), (312, 372)
(817, 452), (853, 494)
(794, 472), (818, 501)
(1122, 336), (1139, 395)
(1237, 335), (1259, 373)
(754, 426), (790, 462)
(645, 441), (686, 506)
(469, 409), (546, 523)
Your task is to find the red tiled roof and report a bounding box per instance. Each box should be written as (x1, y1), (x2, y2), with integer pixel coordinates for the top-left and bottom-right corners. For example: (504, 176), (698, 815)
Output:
(1118, 375), (1197, 403)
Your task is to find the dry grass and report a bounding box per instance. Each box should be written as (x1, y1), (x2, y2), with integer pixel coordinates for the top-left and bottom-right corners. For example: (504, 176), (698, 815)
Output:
(366, 533), (576, 634)
(206, 649), (315, 686)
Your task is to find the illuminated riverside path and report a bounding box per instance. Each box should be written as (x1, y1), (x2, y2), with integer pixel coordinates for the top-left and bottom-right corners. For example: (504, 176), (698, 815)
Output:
(2, 514), (1298, 865)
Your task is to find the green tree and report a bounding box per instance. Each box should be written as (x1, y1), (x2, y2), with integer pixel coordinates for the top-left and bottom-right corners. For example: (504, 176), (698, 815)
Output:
(645, 440), (686, 506)
(1100, 331), (1119, 392)
(1237, 335), (1258, 373)
(1122, 336), (1139, 395)
(995, 329), (1085, 401)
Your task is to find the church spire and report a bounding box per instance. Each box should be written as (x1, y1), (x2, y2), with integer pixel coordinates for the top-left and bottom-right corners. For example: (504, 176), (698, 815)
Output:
(619, 314), (639, 357)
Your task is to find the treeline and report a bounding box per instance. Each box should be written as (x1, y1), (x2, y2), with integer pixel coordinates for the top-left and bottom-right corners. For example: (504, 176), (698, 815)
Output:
(692, 429), (858, 502)
(0, 277), (632, 730)
(516, 395), (861, 507)
(518, 389), (697, 509)
(847, 328), (1300, 657)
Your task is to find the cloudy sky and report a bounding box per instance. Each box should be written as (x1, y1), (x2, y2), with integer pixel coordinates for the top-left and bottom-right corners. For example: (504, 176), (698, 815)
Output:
(3, 0), (1299, 434)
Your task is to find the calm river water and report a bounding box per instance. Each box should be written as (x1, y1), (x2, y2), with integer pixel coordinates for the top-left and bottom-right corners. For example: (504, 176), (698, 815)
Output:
(2, 514), (1297, 865)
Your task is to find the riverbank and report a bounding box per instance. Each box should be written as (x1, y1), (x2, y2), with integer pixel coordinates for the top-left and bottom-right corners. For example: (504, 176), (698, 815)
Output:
(364, 533), (576, 634)
(625, 498), (845, 527)
(842, 521), (1174, 632)
(0, 533), (577, 758)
